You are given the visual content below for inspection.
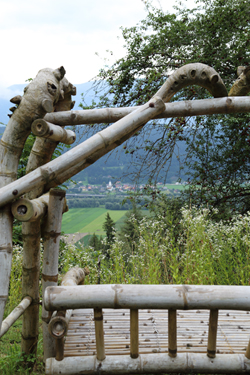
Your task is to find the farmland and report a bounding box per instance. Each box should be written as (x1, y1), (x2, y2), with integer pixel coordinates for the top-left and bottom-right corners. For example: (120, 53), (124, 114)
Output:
(61, 207), (128, 235)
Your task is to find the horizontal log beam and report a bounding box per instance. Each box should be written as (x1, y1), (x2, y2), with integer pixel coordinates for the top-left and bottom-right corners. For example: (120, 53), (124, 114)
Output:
(44, 97), (250, 126)
(44, 284), (250, 311)
(45, 353), (250, 374)
(0, 296), (32, 338)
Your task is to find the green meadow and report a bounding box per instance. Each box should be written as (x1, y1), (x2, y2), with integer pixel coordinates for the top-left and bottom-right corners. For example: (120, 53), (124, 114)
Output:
(61, 208), (127, 234)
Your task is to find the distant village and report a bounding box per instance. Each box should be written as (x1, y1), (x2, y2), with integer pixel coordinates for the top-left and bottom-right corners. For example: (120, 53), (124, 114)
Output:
(66, 180), (185, 196)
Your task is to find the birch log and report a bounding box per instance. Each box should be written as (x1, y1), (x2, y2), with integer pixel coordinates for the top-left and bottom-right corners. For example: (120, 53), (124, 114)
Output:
(45, 353), (250, 375)
(0, 66), (66, 331)
(0, 296), (32, 338)
(44, 284), (250, 311)
(21, 75), (75, 357)
(44, 96), (250, 126)
(42, 189), (66, 362)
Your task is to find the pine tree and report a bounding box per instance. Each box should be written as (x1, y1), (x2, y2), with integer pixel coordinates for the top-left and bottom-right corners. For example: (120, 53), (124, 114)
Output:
(103, 212), (116, 248)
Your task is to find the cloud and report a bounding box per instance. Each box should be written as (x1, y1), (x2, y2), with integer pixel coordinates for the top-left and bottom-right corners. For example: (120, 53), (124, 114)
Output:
(0, 0), (196, 87)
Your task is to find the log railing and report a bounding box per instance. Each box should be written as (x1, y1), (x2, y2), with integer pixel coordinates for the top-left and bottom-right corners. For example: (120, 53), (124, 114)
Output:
(44, 284), (250, 374)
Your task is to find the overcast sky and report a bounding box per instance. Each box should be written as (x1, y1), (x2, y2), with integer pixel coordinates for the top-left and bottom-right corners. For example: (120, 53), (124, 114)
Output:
(0, 0), (195, 93)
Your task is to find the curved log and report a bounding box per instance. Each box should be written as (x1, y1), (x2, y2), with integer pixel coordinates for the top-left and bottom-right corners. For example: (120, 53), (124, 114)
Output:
(155, 63), (228, 102)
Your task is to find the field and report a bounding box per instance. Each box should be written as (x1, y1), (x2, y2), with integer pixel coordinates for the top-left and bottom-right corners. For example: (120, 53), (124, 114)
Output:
(61, 208), (128, 235)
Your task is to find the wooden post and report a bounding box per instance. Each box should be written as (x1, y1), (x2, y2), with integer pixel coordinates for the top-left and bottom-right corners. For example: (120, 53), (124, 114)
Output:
(94, 308), (105, 361)
(42, 189), (66, 362)
(168, 309), (177, 357)
(130, 309), (139, 359)
(207, 309), (219, 358)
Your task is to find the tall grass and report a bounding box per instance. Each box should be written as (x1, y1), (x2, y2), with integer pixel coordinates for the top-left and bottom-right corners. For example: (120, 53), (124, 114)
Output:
(60, 207), (250, 286)
(2, 206), (250, 373)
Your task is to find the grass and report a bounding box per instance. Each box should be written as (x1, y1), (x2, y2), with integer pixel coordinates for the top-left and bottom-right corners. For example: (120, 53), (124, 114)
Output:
(62, 208), (127, 234)
(0, 244), (44, 374)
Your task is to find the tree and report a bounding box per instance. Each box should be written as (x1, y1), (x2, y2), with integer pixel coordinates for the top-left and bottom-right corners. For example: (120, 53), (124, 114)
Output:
(119, 203), (143, 254)
(88, 233), (103, 251)
(83, 0), (250, 218)
(103, 212), (116, 248)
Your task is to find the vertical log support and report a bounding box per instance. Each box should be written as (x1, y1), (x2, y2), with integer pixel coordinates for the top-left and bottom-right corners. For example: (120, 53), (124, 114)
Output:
(168, 309), (177, 358)
(42, 188), (66, 362)
(21, 220), (41, 356)
(55, 338), (65, 361)
(130, 309), (139, 359)
(94, 308), (105, 361)
(207, 309), (219, 358)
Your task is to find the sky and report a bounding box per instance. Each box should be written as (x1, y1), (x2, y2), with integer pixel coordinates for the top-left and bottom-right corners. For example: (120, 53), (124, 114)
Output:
(0, 0), (195, 95)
